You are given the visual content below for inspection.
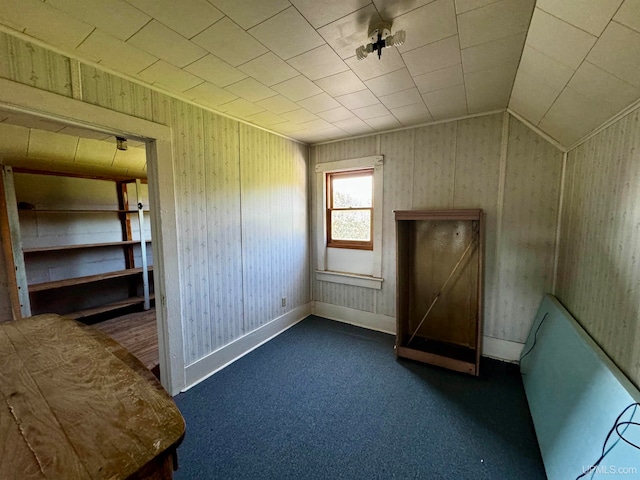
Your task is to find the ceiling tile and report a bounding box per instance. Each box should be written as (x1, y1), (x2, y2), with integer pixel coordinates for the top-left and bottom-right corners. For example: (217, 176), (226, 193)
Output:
(464, 61), (517, 100)
(461, 32), (525, 73)
(225, 77), (277, 102)
(184, 55), (246, 87)
(138, 60), (203, 93)
(315, 71), (367, 96)
(414, 64), (464, 93)
(3, 113), (66, 132)
(0, 123), (29, 157)
(317, 107), (356, 122)
(247, 111), (287, 127)
(365, 68), (415, 97)
(184, 81), (238, 107)
(536, 0), (623, 37)
(287, 45), (349, 81)
(47, 0), (150, 41)
(218, 98), (265, 117)
(615, 0), (640, 33)
(75, 138), (116, 165)
(379, 88), (424, 109)
(299, 118), (334, 130)
(57, 126), (111, 141)
(125, 0), (224, 39)
(291, 0), (371, 29)
(256, 95), (300, 114)
(402, 35), (461, 77)
(374, 0), (438, 20)
(365, 115), (403, 130)
(567, 61), (640, 113)
(422, 84), (468, 119)
(238, 52), (299, 86)
(395, 0), (458, 52)
(28, 129), (78, 161)
(318, 3), (381, 59)
(346, 47), (406, 81)
(2, 0), (94, 50)
(112, 147), (146, 170)
(127, 20), (206, 68)
(352, 103), (390, 120)
(526, 8), (597, 70)
(333, 117), (376, 135)
(77, 30), (157, 77)
(193, 17), (268, 66)
(207, 0), (290, 29)
(390, 103), (434, 125)
(509, 71), (559, 124)
(587, 21), (640, 88)
(271, 122), (307, 134)
(335, 89), (380, 109)
(282, 108), (319, 123)
(516, 45), (575, 92)
(457, 0), (534, 49)
(272, 75), (323, 101)
(455, 0), (502, 14)
(249, 7), (325, 60)
(297, 93), (342, 113)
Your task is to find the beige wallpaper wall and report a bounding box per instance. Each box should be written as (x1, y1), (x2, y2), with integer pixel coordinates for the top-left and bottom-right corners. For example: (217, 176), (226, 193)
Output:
(0, 32), (310, 368)
(312, 113), (564, 346)
(556, 108), (640, 386)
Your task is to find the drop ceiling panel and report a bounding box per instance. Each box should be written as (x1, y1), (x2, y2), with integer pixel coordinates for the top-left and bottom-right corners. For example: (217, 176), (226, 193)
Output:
(394, 0), (458, 53)
(28, 129), (78, 162)
(112, 147), (146, 170)
(0, 123), (29, 157)
(365, 114), (403, 130)
(335, 89), (379, 109)
(239, 53), (299, 86)
(291, 0), (371, 29)
(390, 103), (434, 125)
(457, 0), (534, 49)
(402, 35), (461, 77)
(75, 138), (116, 165)
(282, 108), (319, 123)
(380, 88), (424, 110)
(272, 76), (323, 101)
(256, 95), (300, 114)
(615, 0), (640, 32)
(125, 0), (224, 39)
(185, 81), (238, 107)
(207, 0), (290, 29)
(247, 111), (287, 127)
(287, 45), (349, 81)
(193, 17), (267, 66)
(374, 0), (437, 20)
(526, 8), (597, 70)
(516, 45), (576, 92)
(352, 103), (390, 120)
(47, 0), (150, 41)
(365, 68), (415, 97)
(587, 21), (640, 88)
(461, 32), (526, 73)
(225, 77), (277, 103)
(249, 7), (325, 60)
(184, 55), (247, 88)
(314, 71), (367, 96)
(509, 71), (559, 124)
(333, 117), (375, 135)
(299, 118), (334, 131)
(423, 84), (468, 119)
(138, 60), (203, 93)
(296, 93), (342, 113)
(317, 107), (356, 122)
(218, 98), (264, 117)
(454, 0), (502, 15)
(77, 30), (157, 77)
(318, 4), (381, 59)
(414, 64), (464, 94)
(536, 0), (624, 36)
(346, 47), (406, 81)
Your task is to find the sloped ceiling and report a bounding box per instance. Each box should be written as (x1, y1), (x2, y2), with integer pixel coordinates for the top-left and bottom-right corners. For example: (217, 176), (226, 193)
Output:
(0, 0), (638, 148)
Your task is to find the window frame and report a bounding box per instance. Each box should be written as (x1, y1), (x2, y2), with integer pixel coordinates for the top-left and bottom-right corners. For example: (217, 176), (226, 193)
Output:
(326, 168), (374, 251)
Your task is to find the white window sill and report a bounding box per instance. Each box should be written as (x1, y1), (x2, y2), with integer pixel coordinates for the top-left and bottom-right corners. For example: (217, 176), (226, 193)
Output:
(315, 270), (383, 290)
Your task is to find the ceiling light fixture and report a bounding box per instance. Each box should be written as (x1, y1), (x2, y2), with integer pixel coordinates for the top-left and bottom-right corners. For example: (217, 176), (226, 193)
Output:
(116, 136), (128, 151)
(356, 22), (406, 60)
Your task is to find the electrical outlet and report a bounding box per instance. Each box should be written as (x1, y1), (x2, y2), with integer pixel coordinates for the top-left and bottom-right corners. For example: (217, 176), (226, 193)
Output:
(281, 297), (287, 307)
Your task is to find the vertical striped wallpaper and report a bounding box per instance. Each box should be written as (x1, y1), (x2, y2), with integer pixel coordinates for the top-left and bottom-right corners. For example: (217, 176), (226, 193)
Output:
(556, 108), (640, 386)
(311, 113), (564, 345)
(0, 33), (310, 367)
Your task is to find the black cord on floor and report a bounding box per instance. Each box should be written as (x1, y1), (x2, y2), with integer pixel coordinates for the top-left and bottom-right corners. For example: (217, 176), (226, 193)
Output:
(576, 402), (640, 479)
(520, 313), (548, 363)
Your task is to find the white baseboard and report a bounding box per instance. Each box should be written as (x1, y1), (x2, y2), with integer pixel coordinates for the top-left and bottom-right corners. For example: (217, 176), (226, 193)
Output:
(313, 302), (524, 363)
(183, 302), (312, 391)
(312, 301), (395, 334)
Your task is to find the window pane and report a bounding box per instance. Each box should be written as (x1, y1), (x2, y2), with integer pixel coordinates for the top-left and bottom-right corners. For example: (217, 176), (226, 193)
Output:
(331, 210), (371, 241)
(332, 175), (372, 208)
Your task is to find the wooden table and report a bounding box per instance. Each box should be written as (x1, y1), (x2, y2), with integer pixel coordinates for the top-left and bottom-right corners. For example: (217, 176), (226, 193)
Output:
(0, 314), (185, 479)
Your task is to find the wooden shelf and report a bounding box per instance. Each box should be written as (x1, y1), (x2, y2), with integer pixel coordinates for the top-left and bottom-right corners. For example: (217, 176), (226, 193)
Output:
(23, 240), (151, 253)
(67, 294), (155, 320)
(29, 266), (153, 293)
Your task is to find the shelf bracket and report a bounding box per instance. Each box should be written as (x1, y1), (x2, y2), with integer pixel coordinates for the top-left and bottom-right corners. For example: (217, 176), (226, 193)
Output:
(136, 179), (151, 311)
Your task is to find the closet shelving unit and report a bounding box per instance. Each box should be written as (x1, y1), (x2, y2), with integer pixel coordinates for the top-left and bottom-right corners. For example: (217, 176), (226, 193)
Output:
(1, 166), (153, 321)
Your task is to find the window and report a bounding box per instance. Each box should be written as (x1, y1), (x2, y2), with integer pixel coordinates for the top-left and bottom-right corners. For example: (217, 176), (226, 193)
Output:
(326, 169), (374, 250)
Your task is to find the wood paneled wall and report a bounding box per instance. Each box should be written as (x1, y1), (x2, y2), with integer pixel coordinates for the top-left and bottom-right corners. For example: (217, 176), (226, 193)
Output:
(556, 108), (640, 386)
(0, 33), (310, 368)
(312, 113), (563, 345)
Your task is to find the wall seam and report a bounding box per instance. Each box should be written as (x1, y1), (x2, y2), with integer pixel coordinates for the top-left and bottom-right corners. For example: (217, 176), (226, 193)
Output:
(552, 151), (568, 294)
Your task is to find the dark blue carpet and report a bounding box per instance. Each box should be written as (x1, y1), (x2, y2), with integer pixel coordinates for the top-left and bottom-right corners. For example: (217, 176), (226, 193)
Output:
(174, 316), (545, 479)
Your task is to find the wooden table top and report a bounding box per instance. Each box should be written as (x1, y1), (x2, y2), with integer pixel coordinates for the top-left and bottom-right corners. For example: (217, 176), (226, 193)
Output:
(0, 314), (185, 479)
